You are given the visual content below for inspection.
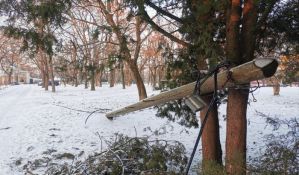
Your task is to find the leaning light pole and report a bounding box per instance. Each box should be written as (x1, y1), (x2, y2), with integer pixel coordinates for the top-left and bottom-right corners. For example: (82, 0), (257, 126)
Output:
(106, 58), (278, 118)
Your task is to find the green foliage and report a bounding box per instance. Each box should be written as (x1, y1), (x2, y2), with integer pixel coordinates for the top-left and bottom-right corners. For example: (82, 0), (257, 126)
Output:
(197, 160), (226, 175)
(180, 0), (226, 64)
(155, 100), (199, 128)
(269, 0), (299, 46)
(0, 0), (72, 55)
(249, 113), (299, 175)
(20, 134), (188, 175)
(250, 141), (298, 175)
(107, 53), (120, 70)
(2, 26), (57, 55)
(154, 46), (200, 128)
(257, 0), (299, 55)
(126, 0), (227, 127)
(0, 0), (72, 25)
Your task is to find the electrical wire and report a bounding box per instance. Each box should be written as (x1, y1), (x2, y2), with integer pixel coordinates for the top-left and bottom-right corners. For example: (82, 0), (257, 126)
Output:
(185, 61), (260, 174)
(185, 65), (220, 175)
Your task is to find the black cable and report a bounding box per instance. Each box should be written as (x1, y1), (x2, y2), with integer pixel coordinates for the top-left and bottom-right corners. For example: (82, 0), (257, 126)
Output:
(185, 67), (219, 175)
(193, 71), (201, 95)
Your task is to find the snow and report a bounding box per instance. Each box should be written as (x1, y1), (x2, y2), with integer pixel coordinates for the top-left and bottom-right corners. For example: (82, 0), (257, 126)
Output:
(0, 84), (298, 174)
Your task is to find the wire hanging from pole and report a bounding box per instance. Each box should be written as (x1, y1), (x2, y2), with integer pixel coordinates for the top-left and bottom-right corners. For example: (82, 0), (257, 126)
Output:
(185, 62), (229, 175)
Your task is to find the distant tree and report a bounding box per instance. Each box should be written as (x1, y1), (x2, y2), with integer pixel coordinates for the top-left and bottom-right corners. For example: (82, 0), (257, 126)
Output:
(142, 32), (167, 88)
(280, 55), (299, 84)
(78, 0), (155, 100)
(0, 0), (72, 92)
(65, 9), (107, 90)
(0, 34), (24, 84)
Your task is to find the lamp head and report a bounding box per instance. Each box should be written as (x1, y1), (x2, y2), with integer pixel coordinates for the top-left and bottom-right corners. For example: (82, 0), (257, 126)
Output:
(184, 95), (206, 113)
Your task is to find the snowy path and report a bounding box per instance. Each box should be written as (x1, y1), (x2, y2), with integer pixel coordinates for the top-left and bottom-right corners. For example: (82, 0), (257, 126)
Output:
(0, 84), (298, 174)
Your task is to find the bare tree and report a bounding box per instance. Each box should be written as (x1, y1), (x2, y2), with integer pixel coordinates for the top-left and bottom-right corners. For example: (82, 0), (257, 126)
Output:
(0, 34), (24, 84)
(77, 0), (154, 100)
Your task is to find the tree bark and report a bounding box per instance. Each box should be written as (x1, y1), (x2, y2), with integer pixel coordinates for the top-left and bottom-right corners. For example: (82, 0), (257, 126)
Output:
(273, 85), (280, 95)
(90, 68), (95, 91)
(200, 95), (223, 172)
(225, 1), (244, 174)
(44, 59), (49, 91)
(129, 61), (147, 100)
(41, 69), (45, 88)
(120, 60), (126, 89)
(75, 74), (79, 87)
(99, 71), (103, 87)
(225, 1), (257, 174)
(84, 72), (88, 89)
(8, 72), (12, 84)
(109, 69), (115, 87)
(49, 56), (56, 92)
(273, 77), (280, 95)
(153, 67), (157, 88)
(225, 88), (249, 175)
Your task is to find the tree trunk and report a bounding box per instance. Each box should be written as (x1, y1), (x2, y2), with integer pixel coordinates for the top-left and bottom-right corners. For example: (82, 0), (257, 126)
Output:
(75, 74), (78, 87)
(90, 68), (95, 91)
(8, 72), (12, 84)
(272, 77), (280, 95)
(129, 61), (147, 100)
(153, 67), (157, 88)
(49, 56), (55, 92)
(225, 1), (257, 174)
(109, 69), (115, 87)
(44, 61), (49, 91)
(83, 71), (88, 89)
(195, 54), (223, 172)
(225, 1), (244, 174)
(99, 71), (103, 87)
(273, 84), (280, 95)
(225, 88), (249, 175)
(120, 61), (126, 89)
(148, 68), (153, 85)
(200, 95), (223, 172)
(41, 70), (45, 88)
(44, 74), (49, 91)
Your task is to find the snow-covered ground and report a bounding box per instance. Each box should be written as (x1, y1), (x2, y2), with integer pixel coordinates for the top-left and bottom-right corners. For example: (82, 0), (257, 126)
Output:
(0, 84), (298, 174)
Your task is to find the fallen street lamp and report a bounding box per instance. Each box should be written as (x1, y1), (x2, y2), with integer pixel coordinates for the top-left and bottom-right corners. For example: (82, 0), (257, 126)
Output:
(105, 58), (278, 118)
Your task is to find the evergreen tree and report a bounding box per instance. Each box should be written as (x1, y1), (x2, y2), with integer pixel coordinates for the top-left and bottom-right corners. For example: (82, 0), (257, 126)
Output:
(0, 0), (72, 92)
(126, 0), (299, 174)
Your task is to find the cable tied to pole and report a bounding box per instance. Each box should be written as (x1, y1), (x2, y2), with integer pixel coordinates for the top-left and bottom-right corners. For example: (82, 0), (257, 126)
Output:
(185, 61), (230, 174)
(185, 60), (262, 174)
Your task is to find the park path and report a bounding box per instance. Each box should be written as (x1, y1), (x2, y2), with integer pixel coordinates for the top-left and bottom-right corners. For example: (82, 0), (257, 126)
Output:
(0, 85), (53, 173)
